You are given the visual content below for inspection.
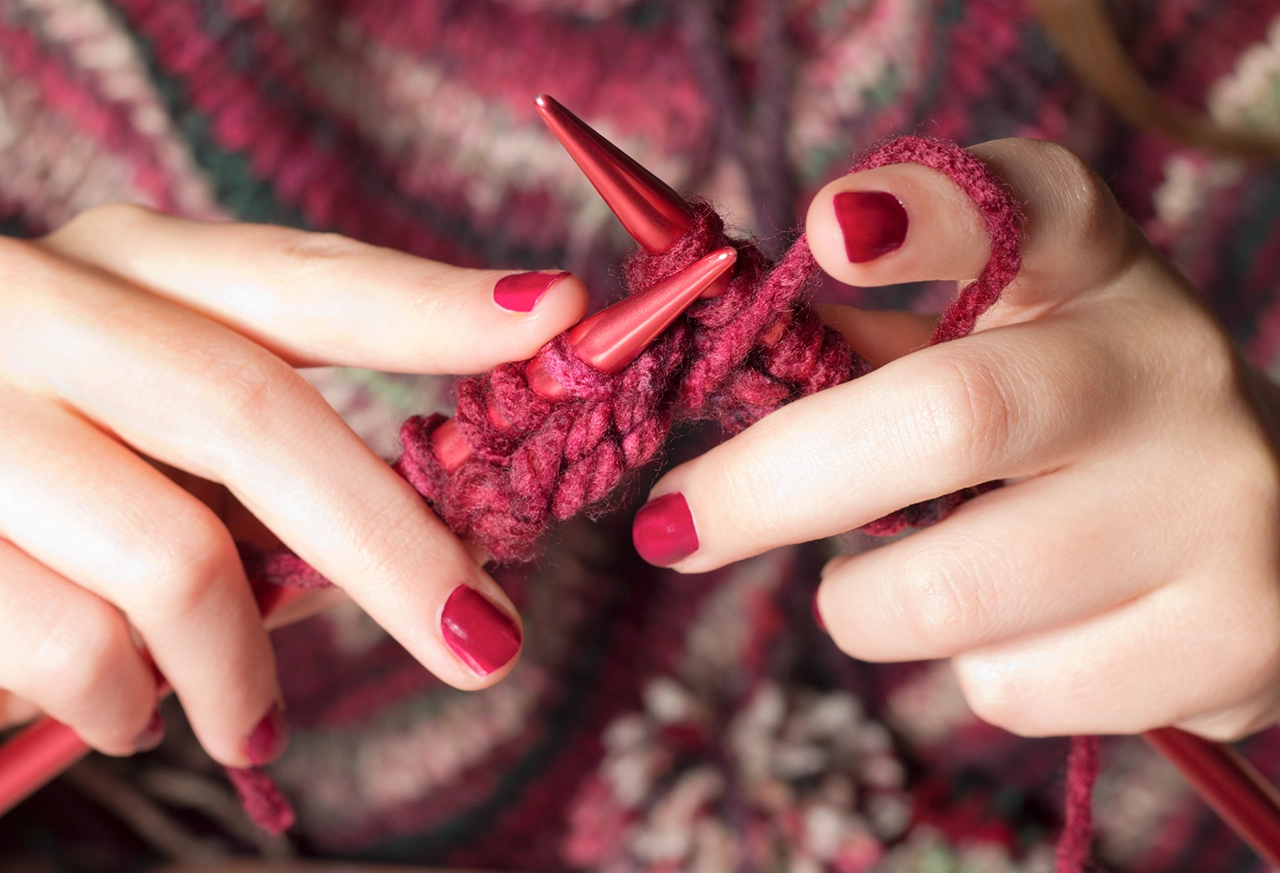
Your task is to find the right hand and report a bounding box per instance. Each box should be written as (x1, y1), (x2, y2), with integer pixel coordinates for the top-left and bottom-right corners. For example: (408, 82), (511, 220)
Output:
(0, 204), (587, 766)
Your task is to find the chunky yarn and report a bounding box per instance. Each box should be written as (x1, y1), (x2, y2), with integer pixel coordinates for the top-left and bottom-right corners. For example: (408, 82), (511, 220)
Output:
(241, 134), (1078, 843)
(395, 135), (1023, 562)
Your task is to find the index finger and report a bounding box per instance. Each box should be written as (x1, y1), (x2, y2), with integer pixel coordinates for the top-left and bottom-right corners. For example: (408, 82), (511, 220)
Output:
(38, 205), (589, 374)
(632, 313), (1119, 571)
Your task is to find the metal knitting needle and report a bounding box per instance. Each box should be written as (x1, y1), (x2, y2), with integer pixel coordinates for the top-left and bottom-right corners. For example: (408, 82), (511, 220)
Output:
(431, 246), (737, 472)
(537, 93), (1280, 867)
(534, 93), (695, 254)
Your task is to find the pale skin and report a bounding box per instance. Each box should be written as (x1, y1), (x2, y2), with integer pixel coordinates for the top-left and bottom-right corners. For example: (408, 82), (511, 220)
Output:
(2, 137), (1278, 772)
(0, 204), (588, 765)
(648, 138), (1280, 742)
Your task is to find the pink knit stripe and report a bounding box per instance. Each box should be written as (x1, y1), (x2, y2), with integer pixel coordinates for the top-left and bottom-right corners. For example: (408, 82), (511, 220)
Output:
(28, 0), (222, 218)
(0, 51), (151, 229)
(343, 0), (710, 156)
(0, 13), (178, 212)
(112, 0), (477, 262)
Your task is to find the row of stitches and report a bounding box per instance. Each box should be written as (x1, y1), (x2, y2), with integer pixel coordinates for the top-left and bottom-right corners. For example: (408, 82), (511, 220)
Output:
(273, 661), (548, 832)
(788, 0), (927, 184)
(115, 0), (472, 262)
(275, 15), (648, 258)
(266, 0), (702, 260)
(17, 0), (221, 218)
(0, 49), (144, 227)
(272, 532), (605, 835)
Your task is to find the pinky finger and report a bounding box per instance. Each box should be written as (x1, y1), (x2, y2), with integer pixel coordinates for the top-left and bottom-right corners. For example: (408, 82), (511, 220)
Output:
(0, 540), (158, 755)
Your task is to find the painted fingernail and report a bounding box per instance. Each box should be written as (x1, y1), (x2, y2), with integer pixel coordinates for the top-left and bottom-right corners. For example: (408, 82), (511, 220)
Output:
(244, 703), (289, 766)
(493, 270), (569, 312)
(812, 593), (828, 633)
(632, 492), (699, 566)
(833, 191), (908, 263)
(441, 585), (522, 676)
(133, 711), (166, 752)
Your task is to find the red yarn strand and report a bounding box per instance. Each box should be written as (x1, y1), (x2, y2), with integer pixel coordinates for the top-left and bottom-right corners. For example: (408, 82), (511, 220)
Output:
(239, 135), (1033, 837)
(1057, 736), (1102, 873)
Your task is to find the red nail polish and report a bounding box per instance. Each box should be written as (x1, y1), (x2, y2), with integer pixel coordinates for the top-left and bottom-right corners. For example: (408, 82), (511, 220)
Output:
(632, 492), (699, 566)
(133, 711), (165, 752)
(441, 585), (522, 676)
(244, 704), (288, 766)
(494, 270), (569, 312)
(833, 191), (908, 263)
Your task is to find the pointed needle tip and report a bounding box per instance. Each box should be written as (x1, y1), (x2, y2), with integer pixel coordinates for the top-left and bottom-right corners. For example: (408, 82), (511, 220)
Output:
(533, 93), (693, 254)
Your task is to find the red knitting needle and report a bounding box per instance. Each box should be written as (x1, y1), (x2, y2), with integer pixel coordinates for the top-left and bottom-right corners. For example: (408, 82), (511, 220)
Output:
(535, 93), (695, 254)
(1143, 727), (1280, 866)
(536, 93), (1280, 865)
(0, 584), (329, 817)
(432, 246), (737, 471)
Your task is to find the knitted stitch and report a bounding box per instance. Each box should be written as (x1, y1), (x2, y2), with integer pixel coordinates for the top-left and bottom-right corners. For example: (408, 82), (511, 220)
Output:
(394, 134), (1023, 562)
(237, 133), (1041, 839)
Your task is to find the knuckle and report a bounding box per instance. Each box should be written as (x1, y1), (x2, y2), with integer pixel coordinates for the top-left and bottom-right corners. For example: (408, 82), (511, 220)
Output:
(267, 228), (370, 276)
(27, 599), (130, 704)
(1032, 141), (1123, 239)
(898, 547), (975, 649)
(924, 356), (1015, 475)
(951, 656), (1037, 735)
(204, 352), (305, 452)
(121, 508), (238, 620)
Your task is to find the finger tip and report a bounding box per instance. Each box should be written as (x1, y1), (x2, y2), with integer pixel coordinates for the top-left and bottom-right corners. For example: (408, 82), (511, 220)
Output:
(807, 171), (910, 285)
(439, 582), (523, 683)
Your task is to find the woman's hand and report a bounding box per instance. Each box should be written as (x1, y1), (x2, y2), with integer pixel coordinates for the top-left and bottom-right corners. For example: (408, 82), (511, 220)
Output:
(632, 139), (1280, 741)
(0, 205), (587, 764)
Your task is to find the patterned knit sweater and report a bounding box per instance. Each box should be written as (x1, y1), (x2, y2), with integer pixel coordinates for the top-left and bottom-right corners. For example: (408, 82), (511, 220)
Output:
(5, 1), (1280, 871)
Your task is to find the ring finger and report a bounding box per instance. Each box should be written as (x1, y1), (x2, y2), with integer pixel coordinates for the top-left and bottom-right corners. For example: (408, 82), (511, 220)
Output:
(0, 387), (279, 766)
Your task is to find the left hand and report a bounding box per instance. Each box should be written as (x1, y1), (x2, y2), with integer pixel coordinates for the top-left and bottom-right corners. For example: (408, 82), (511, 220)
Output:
(630, 138), (1280, 741)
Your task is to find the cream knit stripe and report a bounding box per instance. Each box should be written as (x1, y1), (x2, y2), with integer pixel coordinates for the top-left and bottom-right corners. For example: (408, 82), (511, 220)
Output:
(17, 0), (223, 220)
(261, 0), (689, 259)
(0, 53), (148, 228)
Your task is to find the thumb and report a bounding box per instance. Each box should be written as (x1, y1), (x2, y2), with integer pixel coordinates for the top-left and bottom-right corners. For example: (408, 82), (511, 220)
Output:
(805, 139), (1137, 327)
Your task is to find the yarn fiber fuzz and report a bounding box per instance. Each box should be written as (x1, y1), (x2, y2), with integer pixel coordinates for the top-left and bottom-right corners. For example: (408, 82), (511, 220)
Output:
(396, 135), (1022, 564)
(237, 134), (1034, 839)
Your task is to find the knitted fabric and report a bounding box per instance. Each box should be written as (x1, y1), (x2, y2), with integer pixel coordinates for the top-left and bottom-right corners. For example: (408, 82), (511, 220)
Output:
(232, 132), (1049, 840)
(7, 3), (1280, 871)
(393, 135), (1023, 563)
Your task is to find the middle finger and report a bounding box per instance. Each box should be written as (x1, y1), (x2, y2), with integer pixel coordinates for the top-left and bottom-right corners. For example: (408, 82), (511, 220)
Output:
(1, 241), (522, 694)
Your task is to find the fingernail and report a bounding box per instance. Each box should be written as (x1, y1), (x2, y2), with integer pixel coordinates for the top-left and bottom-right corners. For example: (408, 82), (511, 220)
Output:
(632, 492), (699, 566)
(441, 585), (522, 676)
(812, 593), (828, 633)
(133, 711), (166, 752)
(833, 191), (908, 263)
(244, 703), (289, 766)
(493, 270), (568, 312)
